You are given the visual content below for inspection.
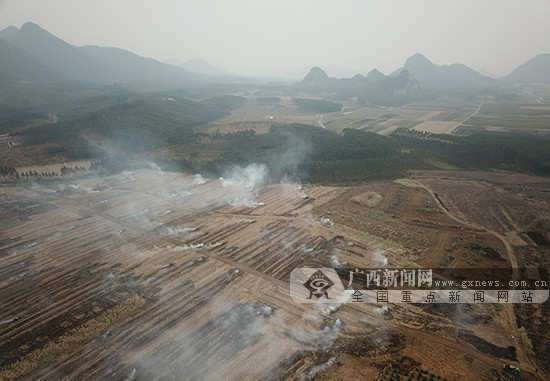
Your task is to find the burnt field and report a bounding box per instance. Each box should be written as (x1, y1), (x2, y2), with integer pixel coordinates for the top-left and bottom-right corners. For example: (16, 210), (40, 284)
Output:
(0, 169), (549, 380)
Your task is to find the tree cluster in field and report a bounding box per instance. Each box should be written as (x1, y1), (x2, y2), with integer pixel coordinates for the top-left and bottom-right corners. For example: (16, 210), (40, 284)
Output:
(20, 170), (56, 178)
(391, 128), (550, 176)
(87, 154), (144, 176)
(0, 165), (91, 182)
(60, 165), (87, 176)
(0, 166), (20, 181)
(171, 122), (550, 184)
(0, 167), (58, 181)
(185, 124), (425, 183)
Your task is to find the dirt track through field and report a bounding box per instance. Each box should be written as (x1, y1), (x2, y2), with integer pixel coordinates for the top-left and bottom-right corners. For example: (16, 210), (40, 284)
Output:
(413, 178), (518, 269)
(411, 177), (540, 373)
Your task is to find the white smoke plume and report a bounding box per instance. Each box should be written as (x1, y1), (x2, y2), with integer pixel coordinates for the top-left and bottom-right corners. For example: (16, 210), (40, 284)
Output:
(219, 163), (268, 207)
(54, 183), (99, 194)
(231, 217), (255, 224)
(281, 175), (308, 199)
(173, 242), (222, 251)
(372, 248), (389, 265)
(319, 217), (334, 227)
(194, 174), (206, 184)
(315, 319), (342, 348)
(157, 226), (199, 238)
(146, 162), (164, 175)
(299, 356), (337, 381)
(331, 254), (344, 267)
(375, 306), (389, 315)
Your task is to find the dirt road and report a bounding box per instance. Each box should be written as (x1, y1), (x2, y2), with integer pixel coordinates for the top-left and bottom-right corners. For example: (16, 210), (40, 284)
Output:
(411, 178), (542, 374)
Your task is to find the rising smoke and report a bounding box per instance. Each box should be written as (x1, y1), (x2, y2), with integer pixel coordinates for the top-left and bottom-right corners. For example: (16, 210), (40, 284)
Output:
(6, 131), (391, 380)
(219, 163), (268, 207)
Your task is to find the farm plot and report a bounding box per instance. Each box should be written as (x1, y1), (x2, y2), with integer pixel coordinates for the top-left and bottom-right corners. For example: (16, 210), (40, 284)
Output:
(204, 97), (320, 134)
(0, 169), (546, 380)
(410, 108), (473, 134)
(322, 101), (480, 135)
(459, 102), (550, 135)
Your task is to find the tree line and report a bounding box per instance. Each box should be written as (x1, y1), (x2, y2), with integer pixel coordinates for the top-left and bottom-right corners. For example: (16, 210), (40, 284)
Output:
(391, 128), (550, 176)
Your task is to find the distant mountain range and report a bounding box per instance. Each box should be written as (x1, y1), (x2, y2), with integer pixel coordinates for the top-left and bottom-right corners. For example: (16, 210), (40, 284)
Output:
(284, 65), (366, 80)
(390, 53), (497, 91)
(0, 22), (197, 86)
(300, 67), (329, 85)
(299, 66), (420, 106)
(0, 35), (62, 82)
(1, 22), (549, 92)
(165, 58), (230, 76)
(294, 51), (550, 105)
(504, 54), (550, 84)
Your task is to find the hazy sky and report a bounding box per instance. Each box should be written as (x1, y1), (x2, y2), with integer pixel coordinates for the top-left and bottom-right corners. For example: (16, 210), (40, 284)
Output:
(1, 0), (549, 77)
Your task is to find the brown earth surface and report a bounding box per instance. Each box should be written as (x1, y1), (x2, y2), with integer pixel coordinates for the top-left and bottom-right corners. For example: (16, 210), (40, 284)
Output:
(0, 169), (548, 380)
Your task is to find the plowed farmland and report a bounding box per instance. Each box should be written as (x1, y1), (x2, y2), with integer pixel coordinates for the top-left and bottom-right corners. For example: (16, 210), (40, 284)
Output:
(1, 169), (548, 380)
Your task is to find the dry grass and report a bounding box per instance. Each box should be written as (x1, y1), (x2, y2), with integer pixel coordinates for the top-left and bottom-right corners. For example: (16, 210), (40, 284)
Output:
(0, 294), (146, 381)
(393, 178), (421, 188)
(518, 326), (535, 360)
(351, 191), (382, 208)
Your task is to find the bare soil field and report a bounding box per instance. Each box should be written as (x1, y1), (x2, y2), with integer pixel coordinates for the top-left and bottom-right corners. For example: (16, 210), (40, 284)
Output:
(0, 169), (548, 380)
(203, 97), (321, 135)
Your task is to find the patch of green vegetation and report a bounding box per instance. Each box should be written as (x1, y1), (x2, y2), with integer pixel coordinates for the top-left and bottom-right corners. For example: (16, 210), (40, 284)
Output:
(465, 108), (550, 131)
(326, 118), (355, 133)
(10, 89), (550, 186)
(451, 234), (463, 249)
(204, 95), (246, 110)
(424, 159), (460, 170)
(487, 167), (511, 173)
(470, 242), (488, 250)
(441, 254), (455, 266)
(385, 188), (403, 214)
(255, 96), (280, 104)
(22, 97), (231, 154)
(0, 294), (147, 381)
(381, 366), (447, 381)
(416, 208), (442, 214)
(392, 128), (550, 176)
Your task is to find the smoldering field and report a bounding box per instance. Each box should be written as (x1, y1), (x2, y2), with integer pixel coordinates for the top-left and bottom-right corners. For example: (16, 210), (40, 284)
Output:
(0, 165), (390, 380)
(1, 166), (549, 380)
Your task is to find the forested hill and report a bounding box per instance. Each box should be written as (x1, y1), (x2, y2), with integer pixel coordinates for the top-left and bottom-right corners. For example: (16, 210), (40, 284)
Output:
(21, 95), (244, 155)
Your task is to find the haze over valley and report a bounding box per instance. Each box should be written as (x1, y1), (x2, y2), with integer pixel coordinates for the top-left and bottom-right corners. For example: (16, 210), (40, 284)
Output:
(1, 2), (550, 380)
